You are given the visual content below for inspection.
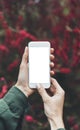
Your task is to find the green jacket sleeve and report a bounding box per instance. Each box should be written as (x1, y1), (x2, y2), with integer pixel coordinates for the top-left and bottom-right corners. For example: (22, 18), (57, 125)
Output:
(0, 87), (29, 130)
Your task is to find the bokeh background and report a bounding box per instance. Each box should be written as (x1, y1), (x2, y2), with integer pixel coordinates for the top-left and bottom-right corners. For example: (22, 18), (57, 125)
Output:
(0, 0), (80, 130)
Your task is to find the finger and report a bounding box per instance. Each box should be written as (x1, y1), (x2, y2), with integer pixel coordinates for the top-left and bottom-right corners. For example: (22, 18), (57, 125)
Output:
(50, 70), (55, 76)
(50, 48), (54, 54)
(22, 47), (28, 63)
(50, 54), (54, 61)
(50, 62), (54, 68)
(37, 84), (50, 102)
(51, 78), (64, 94)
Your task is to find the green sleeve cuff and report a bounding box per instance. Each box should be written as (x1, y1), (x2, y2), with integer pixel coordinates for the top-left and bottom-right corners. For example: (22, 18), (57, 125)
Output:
(3, 86), (29, 113)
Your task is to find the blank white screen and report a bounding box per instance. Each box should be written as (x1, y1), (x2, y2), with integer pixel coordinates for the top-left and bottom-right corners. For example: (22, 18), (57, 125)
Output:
(29, 47), (50, 83)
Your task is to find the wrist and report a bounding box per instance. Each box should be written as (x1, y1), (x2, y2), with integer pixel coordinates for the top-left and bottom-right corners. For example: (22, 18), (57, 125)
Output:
(48, 119), (57, 130)
(15, 84), (30, 97)
(48, 117), (65, 130)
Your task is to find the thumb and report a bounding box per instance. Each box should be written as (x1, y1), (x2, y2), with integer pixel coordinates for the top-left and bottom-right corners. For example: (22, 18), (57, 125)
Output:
(37, 84), (50, 102)
(51, 78), (64, 95)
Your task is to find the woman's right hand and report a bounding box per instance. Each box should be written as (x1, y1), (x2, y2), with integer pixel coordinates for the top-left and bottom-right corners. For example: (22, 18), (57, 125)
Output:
(37, 78), (65, 130)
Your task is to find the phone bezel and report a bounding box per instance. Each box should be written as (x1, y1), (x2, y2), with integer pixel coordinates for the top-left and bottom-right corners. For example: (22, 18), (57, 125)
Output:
(28, 41), (50, 88)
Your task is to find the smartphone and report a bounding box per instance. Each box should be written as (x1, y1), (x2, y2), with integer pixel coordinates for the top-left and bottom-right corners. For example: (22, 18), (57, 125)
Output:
(28, 41), (50, 88)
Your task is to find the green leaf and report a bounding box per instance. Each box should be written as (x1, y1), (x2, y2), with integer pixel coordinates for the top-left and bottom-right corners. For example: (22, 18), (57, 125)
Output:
(63, 8), (70, 16)
(0, 30), (5, 36)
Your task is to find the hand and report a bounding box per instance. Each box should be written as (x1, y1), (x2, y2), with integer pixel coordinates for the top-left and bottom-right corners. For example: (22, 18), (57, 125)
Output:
(15, 47), (54, 97)
(15, 47), (34, 97)
(37, 78), (65, 129)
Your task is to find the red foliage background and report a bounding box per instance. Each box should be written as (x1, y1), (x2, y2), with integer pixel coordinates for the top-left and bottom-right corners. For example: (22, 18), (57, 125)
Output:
(0, 0), (80, 129)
